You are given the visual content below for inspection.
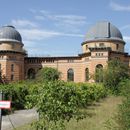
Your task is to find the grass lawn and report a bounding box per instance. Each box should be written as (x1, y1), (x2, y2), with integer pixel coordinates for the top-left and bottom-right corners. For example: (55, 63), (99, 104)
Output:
(16, 96), (122, 130)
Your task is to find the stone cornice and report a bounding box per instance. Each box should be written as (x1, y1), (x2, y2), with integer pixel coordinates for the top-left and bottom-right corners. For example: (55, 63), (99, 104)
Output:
(0, 50), (26, 55)
(81, 38), (125, 46)
(109, 50), (129, 57)
(89, 47), (111, 51)
(25, 56), (81, 60)
(78, 52), (91, 57)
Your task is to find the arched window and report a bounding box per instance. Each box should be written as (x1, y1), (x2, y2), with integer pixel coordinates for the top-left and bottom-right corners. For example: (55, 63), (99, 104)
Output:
(11, 64), (14, 72)
(27, 68), (36, 79)
(0, 64), (1, 79)
(67, 68), (74, 81)
(95, 64), (103, 82)
(11, 74), (14, 81)
(116, 44), (119, 50)
(86, 45), (88, 50)
(85, 68), (89, 81)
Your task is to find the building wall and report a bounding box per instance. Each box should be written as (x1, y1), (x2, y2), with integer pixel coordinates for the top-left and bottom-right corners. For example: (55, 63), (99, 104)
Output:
(109, 52), (130, 66)
(0, 41), (129, 83)
(0, 53), (24, 82)
(24, 51), (109, 83)
(0, 42), (23, 52)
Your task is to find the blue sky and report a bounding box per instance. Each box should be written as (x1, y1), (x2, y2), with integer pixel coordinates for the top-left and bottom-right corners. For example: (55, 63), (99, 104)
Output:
(0, 0), (130, 56)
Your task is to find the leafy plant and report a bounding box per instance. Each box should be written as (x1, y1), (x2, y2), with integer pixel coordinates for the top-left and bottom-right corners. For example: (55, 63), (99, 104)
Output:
(36, 67), (61, 82)
(103, 59), (130, 93)
(0, 81), (29, 112)
(26, 81), (85, 130)
(105, 79), (130, 130)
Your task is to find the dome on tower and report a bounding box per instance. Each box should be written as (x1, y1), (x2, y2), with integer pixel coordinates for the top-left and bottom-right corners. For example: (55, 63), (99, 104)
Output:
(85, 21), (124, 43)
(0, 25), (22, 43)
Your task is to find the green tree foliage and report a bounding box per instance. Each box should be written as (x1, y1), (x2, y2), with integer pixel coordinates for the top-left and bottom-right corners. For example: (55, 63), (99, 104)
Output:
(36, 67), (61, 82)
(26, 81), (107, 130)
(26, 81), (84, 130)
(105, 79), (130, 130)
(66, 82), (107, 107)
(103, 59), (130, 93)
(117, 79), (130, 130)
(0, 81), (29, 111)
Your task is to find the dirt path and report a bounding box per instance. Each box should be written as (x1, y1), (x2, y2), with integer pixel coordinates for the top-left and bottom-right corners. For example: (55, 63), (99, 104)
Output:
(2, 109), (38, 130)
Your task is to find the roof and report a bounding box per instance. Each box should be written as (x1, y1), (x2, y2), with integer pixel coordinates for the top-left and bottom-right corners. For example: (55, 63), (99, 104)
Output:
(0, 25), (22, 43)
(85, 21), (124, 43)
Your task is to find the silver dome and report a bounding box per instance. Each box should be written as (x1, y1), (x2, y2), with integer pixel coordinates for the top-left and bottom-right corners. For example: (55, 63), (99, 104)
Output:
(85, 21), (123, 42)
(0, 25), (22, 43)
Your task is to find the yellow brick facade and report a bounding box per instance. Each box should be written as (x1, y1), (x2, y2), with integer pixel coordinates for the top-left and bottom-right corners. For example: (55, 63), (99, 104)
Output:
(0, 22), (130, 83)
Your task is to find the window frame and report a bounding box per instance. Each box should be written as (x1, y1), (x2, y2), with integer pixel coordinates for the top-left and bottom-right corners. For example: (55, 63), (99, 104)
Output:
(67, 68), (74, 81)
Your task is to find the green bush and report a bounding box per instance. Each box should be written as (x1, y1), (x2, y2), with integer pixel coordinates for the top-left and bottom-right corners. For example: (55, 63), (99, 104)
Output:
(0, 81), (29, 112)
(36, 67), (61, 82)
(26, 81), (85, 130)
(103, 59), (129, 94)
(106, 79), (130, 130)
(0, 77), (107, 129)
(26, 80), (107, 130)
(76, 83), (107, 107)
(116, 79), (130, 130)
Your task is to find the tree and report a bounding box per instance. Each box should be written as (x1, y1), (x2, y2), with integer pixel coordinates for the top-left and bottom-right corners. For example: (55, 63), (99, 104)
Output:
(103, 59), (130, 92)
(36, 67), (61, 82)
(26, 81), (84, 130)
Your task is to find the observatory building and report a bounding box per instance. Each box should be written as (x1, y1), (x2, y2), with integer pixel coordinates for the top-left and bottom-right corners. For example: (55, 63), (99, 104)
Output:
(0, 21), (129, 83)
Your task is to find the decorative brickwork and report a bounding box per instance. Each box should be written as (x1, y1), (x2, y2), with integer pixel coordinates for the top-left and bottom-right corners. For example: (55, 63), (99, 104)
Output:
(0, 22), (130, 83)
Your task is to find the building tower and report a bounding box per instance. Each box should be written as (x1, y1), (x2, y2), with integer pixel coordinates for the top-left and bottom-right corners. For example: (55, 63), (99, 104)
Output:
(0, 25), (26, 82)
(82, 21), (125, 53)
(81, 21), (127, 82)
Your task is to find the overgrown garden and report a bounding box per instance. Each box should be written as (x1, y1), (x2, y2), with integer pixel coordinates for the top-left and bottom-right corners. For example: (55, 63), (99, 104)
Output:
(0, 60), (130, 130)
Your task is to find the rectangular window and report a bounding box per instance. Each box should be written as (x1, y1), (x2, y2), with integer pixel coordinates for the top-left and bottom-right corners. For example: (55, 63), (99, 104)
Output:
(68, 60), (74, 63)
(99, 43), (105, 47)
(11, 64), (14, 72)
(95, 53), (103, 57)
(116, 44), (119, 50)
(86, 45), (88, 50)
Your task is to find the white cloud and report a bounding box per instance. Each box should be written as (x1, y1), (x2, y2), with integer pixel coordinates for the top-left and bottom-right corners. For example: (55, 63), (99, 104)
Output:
(120, 24), (130, 30)
(11, 10), (86, 55)
(110, 2), (130, 11)
(20, 29), (60, 41)
(11, 19), (38, 28)
(34, 10), (87, 27)
(124, 36), (130, 42)
(35, 15), (45, 20)
(20, 28), (84, 41)
(29, 9), (37, 13)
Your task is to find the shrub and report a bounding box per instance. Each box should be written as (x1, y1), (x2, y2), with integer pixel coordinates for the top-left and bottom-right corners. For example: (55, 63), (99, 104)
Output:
(0, 81), (29, 112)
(25, 80), (107, 130)
(116, 79), (130, 130)
(106, 79), (130, 130)
(26, 81), (85, 130)
(76, 83), (107, 107)
(103, 59), (130, 93)
(36, 67), (61, 82)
